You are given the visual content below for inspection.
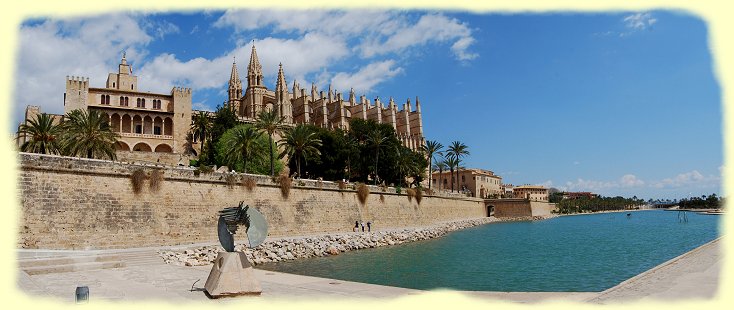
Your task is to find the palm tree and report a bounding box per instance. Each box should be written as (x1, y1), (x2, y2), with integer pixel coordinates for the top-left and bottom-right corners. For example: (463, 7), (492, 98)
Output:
(444, 157), (459, 192)
(446, 141), (469, 193)
(18, 113), (62, 155)
(343, 134), (358, 181)
(279, 125), (322, 178)
(190, 111), (211, 161)
(433, 160), (448, 191)
(219, 125), (263, 174)
(395, 146), (418, 187)
(254, 110), (284, 176)
(60, 109), (118, 160)
(366, 128), (388, 185)
(422, 140), (443, 190)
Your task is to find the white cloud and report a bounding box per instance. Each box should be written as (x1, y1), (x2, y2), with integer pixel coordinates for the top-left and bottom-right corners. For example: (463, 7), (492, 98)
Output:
(359, 13), (476, 61)
(15, 14), (153, 121)
(330, 60), (404, 94)
(136, 33), (348, 95)
(650, 170), (718, 189)
(623, 12), (657, 30)
(214, 9), (400, 38)
(620, 174), (645, 187)
(215, 9), (476, 62)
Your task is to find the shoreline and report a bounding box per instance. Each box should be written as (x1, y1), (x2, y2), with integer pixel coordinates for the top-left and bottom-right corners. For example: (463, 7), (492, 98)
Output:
(158, 215), (556, 266)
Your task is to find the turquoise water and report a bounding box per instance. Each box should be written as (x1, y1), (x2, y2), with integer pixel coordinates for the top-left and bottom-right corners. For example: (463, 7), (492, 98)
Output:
(259, 210), (721, 292)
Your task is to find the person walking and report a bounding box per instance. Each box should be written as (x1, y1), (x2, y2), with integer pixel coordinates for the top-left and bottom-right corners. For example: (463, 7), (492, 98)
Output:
(354, 221), (359, 232)
(367, 221), (372, 232)
(360, 221), (365, 232)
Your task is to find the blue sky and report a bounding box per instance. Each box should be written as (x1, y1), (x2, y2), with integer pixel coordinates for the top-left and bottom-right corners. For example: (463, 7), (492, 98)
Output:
(13, 9), (721, 200)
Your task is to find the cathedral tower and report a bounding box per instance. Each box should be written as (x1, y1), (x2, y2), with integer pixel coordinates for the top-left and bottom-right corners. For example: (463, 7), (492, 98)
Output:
(245, 43), (266, 117)
(228, 58), (242, 111)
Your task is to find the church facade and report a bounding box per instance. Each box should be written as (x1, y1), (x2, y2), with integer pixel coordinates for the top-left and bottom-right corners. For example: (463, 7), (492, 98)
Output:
(227, 45), (426, 151)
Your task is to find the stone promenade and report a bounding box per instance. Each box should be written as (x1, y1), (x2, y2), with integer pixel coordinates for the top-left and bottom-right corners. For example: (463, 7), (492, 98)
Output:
(16, 237), (724, 304)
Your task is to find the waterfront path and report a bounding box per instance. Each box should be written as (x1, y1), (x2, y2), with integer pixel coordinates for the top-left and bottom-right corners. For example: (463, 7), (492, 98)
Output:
(16, 237), (723, 304)
(587, 236), (723, 303)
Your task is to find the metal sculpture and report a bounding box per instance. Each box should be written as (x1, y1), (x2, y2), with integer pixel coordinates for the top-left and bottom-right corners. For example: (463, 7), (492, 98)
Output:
(217, 201), (268, 252)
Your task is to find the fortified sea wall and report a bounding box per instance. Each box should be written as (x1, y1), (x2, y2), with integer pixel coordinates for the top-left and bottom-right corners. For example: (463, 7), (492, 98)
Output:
(17, 153), (486, 250)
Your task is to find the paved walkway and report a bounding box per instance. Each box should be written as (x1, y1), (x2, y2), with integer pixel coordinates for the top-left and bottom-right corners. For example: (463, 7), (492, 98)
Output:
(587, 237), (723, 303)
(16, 237), (724, 304)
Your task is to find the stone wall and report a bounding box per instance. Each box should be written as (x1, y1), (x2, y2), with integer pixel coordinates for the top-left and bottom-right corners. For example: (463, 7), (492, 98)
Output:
(116, 150), (193, 167)
(17, 153), (485, 250)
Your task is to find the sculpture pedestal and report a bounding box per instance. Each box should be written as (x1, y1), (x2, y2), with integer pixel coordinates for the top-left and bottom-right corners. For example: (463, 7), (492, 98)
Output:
(204, 252), (262, 298)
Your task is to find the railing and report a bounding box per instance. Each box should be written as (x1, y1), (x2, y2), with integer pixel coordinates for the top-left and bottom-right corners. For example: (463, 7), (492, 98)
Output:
(119, 132), (173, 140)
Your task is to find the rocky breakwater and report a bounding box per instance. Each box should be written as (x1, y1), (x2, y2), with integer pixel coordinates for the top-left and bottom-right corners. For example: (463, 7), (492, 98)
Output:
(158, 215), (553, 267)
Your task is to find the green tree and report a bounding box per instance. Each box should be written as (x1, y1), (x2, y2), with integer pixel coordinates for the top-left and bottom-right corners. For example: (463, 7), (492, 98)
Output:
(446, 141), (469, 192)
(366, 128), (389, 185)
(444, 156), (459, 192)
(190, 111), (212, 163)
(279, 124), (322, 178)
(60, 109), (118, 160)
(18, 113), (62, 155)
(422, 140), (443, 190)
(218, 125), (263, 174)
(208, 104), (240, 165)
(254, 110), (284, 176)
(216, 124), (281, 174)
(433, 159), (448, 191)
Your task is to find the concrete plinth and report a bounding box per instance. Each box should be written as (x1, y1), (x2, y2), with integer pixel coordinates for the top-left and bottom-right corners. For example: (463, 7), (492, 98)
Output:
(204, 251), (262, 298)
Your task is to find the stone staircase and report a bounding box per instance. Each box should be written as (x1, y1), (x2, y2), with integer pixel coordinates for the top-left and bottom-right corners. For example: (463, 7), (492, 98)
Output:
(17, 248), (164, 275)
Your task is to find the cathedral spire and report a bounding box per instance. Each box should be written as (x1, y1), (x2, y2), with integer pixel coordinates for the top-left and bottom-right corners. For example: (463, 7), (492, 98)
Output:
(276, 63), (286, 92)
(247, 42), (263, 87)
(276, 63), (287, 105)
(228, 57), (242, 106)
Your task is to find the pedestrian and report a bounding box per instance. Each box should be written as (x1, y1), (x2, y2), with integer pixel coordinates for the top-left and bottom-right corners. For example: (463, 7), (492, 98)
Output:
(360, 221), (365, 232)
(367, 221), (371, 232)
(354, 221), (359, 232)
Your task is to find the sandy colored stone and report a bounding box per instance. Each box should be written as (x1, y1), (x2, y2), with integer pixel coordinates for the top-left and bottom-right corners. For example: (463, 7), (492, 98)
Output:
(204, 252), (261, 297)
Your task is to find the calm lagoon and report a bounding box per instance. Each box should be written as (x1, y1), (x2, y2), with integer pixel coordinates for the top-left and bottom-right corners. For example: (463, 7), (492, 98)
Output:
(259, 210), (720, 292)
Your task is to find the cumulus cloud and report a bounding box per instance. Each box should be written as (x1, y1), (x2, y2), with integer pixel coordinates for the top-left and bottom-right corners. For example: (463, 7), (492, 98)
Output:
(330, 60), (404, 94)
(650, 170), (718, 189)
(620, 174), (645, 187)
(14, 14), (153, 121)
(137, 35), (348, 94)
(359, 13), (476, 61)
(214, 9), (476, 62)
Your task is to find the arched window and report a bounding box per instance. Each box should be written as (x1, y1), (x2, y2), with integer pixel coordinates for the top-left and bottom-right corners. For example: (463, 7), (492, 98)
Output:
(112, 82), (115, 88)
(120, 96), (125, 106)
(141, 98), (145, 108)
(125, 97), (129, 106)
(131, 84), (134, 90)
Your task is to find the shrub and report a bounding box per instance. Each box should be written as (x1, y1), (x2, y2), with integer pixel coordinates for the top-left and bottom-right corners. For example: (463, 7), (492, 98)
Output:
(406, 188), (416, 202)
(242, 176), (257, 192)
(338, 180), (347, 190)
(423, 188), (433, 196)
(131, 168), (147, 194)
(225, 174), (237, 189)
(189, 159), (198, 167)
(149, 169), (164, 192)
(415, 187), (423, 205)
(395, 185), (402, 194)
(356, 183), (369, 205)
(277, 172), (291, 199)
(379, 194), (385, 203)
(195, 165), (214, 176)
